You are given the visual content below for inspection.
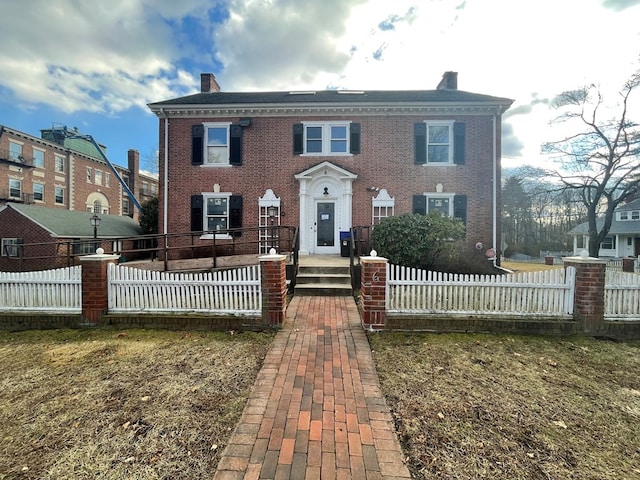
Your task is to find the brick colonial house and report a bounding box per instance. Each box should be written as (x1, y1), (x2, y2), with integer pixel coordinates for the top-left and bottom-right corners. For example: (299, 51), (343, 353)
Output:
(148, 72), (513, 257)
(0, 124), (158, 221)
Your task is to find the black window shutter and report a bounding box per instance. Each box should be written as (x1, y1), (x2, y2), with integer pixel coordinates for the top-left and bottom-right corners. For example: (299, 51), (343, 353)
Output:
(293, 123), (303, 154)
(453, 122), (465, 165)
(350, 123), (361, 154)
(412, 195), (426, 215)
(229, 195), (243, 236)
(229, 124), (243, 166)
(454, 194), (467, 225)
(190, 194), (203, 232)
(414, 123), (426, 164)
(192, 125), (204, 165)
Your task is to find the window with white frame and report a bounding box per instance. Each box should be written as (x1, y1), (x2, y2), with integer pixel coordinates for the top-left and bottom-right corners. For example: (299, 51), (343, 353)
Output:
(426, 122), (453, 164)
(33, 182), (44, 202)
(122, 197), (130, 215)
(601, 236), (616, 250)
(205, 123), (231, 165)
(632, 211), (640, 220)
(33, 149), (45, 168)
(55, 155), (65, 173)
(205, 194), (230, 235)
(87, 167), (92, 183)
(427, 194), (453, 216)
(620, 211), (629, 220)
(55, 186), (64, 204)
(9, 179), (22, 199)
(9, 141), (22, 161)
(105, 172), (110, 187)
(371, 189), (395, 225)
(303, 122), (351, 155)
(1, 238), (21, 257)
(94, 170), (102, 186)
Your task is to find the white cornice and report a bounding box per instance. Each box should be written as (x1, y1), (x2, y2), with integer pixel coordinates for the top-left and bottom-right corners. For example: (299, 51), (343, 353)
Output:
(149, 102), (511, 118)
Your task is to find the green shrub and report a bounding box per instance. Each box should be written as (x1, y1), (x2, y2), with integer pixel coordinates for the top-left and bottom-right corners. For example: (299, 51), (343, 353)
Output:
(371, 213), (465, 269)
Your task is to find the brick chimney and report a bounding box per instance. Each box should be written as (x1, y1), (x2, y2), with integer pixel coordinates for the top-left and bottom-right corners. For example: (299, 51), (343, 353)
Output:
(201, 73), (221, 93)
(436, 71), (458, 90)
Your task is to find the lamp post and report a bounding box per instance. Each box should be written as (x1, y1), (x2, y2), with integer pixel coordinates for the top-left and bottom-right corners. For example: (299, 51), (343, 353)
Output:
(90, 214), (101, 251)
(267, 206), (276, 251)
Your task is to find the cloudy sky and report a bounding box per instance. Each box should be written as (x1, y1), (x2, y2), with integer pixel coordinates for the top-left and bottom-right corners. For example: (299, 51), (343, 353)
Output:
(1, 0), (639, 170)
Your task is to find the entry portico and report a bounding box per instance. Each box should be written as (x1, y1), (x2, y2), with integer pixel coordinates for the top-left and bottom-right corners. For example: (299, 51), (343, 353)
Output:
(295, 161), (357, 255)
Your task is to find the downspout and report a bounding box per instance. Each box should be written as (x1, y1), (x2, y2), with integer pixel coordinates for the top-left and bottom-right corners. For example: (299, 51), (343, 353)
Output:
(162, 112), (168, 236)
(492, 113), (498, 266)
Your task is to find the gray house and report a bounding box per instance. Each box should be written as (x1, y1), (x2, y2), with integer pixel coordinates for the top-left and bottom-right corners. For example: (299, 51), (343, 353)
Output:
(569, 199), (640, 257)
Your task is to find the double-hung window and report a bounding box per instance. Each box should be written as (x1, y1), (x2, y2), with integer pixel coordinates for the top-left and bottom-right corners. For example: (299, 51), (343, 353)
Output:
(9, 141), (22, 161)
(426, 123), (452, 163)
(55, 186), (64, 204)
(87, 167), (92, 183)
(205, 124), (230, 165)
(9, 179), (22, 199)
(601, 236), (616, 250)
(414, 121), (465, 165)
(192, 123), (243, 166)
(413, 193), (467, 227)
(55, 155), (65, 173)
(293, 121), (360, 156)
(95, 170), (103, 186)
(205, 195), (229, 233)
(33, 182), (44, 202)
(33, 149), (45, 168)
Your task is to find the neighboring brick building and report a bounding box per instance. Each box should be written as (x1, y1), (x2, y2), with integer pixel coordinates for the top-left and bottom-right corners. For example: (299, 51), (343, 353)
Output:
(0, 203), (141, 272)
(148, 72), (513, 257)
(0, 124), (158, 221)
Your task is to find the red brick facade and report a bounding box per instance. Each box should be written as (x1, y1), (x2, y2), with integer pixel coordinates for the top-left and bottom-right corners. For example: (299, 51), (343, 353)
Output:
(151, 72), (512, 257)
(259, 253), (287, 327)
(0, 126), (157, 221)
(80, 253), (119, 325)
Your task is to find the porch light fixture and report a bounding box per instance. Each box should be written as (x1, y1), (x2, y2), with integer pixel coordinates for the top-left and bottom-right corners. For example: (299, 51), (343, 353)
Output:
(267, 206), (277, 250)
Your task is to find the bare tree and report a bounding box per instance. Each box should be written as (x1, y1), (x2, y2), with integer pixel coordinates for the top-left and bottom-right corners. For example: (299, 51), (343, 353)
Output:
(542, 69), (640, 256)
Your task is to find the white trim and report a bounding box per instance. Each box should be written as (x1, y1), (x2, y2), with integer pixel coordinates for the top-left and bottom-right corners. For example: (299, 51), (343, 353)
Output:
(423, 120), (454, 165)
(300, 120), (352, 156)
(202, 122), (232, 166)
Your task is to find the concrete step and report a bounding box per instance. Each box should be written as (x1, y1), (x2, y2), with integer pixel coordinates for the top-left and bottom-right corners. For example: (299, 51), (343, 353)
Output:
(294, 282), (353, 296)
(294, 264), (353, 296)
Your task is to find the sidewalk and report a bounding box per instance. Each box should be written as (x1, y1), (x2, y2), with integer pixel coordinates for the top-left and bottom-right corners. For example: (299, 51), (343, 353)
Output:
(213, 296), (411, 479)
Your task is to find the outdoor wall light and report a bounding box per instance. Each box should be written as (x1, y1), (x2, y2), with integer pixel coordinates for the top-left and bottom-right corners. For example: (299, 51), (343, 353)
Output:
(90, 214), (101, 239)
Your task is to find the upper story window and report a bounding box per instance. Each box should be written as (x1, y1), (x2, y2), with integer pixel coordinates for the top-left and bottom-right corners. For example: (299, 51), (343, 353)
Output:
(95, 170), (103, 186)
(414, 121), (465, 165)
(33, 149), (45, 168)
(105, 173), (110, 187)
(9, 141), (22, 161)
(55, 155), (65, 173)
(293, 122), (360, 156)
(87, 167), (92, 183)
(55, 186), (64, 204)
(33, 182), (44, 202)
(192, 123), (243, 166)
(9, 179), (22, 199)
(619, 210), (640, 221)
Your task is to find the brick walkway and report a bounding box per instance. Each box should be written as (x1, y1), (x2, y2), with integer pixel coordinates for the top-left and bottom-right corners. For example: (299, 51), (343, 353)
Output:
(213, 296), (411, 480)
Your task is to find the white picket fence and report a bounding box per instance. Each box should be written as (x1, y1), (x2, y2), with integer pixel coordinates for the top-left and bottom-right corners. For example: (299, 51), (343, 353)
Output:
(0, 266), (82, 313)
(605, 271), (640, 320)
(108, 264), (261, 315)
(387, 264), (576, 316)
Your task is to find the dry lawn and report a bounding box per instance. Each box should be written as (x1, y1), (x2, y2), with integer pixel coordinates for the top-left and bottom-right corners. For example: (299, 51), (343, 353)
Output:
(0, 328), (273, 480)
(501, 261), (562, 273)
(370, 332), (640, 480)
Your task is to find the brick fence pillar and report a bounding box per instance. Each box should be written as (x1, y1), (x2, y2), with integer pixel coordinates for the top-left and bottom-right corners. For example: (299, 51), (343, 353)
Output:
(564, 255), (607, 334)
(79, 249), (120, 326)
(622, 257), (635, 273)
(360, 252), (388, 331)
(259, 251), (287, 328)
